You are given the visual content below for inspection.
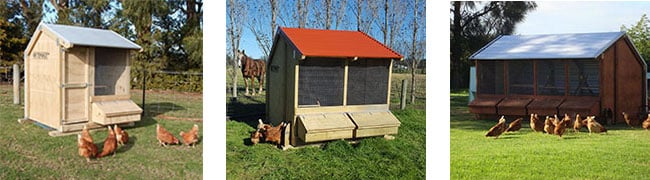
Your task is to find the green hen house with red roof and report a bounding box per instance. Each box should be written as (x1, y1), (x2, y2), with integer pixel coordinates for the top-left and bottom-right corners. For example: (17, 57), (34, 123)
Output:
(266, 27), (404, 147)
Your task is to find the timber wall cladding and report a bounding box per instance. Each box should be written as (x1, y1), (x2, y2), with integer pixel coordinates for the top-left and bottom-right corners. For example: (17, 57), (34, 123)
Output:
(29, 31), (61, 128)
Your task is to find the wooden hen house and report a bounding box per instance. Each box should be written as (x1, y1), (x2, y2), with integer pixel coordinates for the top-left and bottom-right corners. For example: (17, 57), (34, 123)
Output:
(266, 27), (403, 147)
(23, 23), (142, 136)
(469, 32), (647, 124)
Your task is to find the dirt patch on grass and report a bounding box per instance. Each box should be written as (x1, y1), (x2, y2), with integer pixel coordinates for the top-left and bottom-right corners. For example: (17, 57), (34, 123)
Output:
(134, 89), (202, 99)
(155, 114), (203, 122)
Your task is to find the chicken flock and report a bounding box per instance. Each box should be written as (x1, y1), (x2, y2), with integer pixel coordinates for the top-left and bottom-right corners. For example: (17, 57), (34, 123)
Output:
(483, 112), (640, 139)
(77, 124), (200, 162)
(250, 119), (287, 146)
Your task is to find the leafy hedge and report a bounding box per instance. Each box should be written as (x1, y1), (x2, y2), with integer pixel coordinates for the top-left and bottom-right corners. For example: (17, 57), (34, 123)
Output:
(131, 70), (203, 92)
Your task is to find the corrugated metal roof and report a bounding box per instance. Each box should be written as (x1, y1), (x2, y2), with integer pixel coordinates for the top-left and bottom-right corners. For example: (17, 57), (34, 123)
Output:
(41, 23), (141, 50)
(279, 27), (402, 59)
(470, 32), (625, 60)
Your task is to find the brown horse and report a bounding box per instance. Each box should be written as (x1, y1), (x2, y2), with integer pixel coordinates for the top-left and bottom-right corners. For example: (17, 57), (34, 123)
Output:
(236, 50), (266, 96)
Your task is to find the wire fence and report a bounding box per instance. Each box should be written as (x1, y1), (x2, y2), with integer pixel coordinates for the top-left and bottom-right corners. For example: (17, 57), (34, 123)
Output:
(0, 66), (14, 85)
(134, 70), (203, 122)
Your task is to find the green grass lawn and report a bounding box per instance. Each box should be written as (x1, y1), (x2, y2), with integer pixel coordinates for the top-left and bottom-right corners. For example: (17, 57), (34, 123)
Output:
(0, 85), (202, 179)
(226, 108), (425, 179)
(226, 71), (426, 179)
(451, 90), (650, 179)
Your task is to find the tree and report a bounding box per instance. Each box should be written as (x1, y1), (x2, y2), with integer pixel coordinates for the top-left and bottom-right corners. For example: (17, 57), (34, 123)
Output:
(334, 0), (346, 29)
(450, 1), (537, 89)
(270, 0), (277, 37)
(409, 0), (425, 104)
(227, 0), (247, 98)
(246, 1), (272, 58)
(296, 0), (309, 28)
(181, 0), (203, 71)
(18, 0), (46, 37)
(350, 0), (374, 33)
(0, 0), (27, 65)
(621, 14), (650, 63)
(48, 0), (112, 28)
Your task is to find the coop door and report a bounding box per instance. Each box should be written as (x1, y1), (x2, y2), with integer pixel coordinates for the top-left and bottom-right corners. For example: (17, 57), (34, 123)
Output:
(63, 47), (90, 124)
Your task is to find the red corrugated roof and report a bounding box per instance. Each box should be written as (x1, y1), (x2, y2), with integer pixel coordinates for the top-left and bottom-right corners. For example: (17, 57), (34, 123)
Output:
(279, 27), (403, 59)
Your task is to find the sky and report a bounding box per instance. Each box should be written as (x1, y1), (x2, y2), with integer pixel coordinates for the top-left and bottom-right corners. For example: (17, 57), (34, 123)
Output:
(234, 1), (425, 59)
(516, 1), (650, 35)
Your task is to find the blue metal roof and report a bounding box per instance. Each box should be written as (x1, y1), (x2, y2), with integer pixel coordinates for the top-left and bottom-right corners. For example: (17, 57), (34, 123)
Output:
(41, 23), (141, 50)
(469, 32), (625, 60)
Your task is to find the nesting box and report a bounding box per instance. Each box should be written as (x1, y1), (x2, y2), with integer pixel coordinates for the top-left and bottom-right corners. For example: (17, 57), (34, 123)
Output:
(266, 27), (403, 146)
(468, 32), (647, 123)
(23, 23), (142, 134)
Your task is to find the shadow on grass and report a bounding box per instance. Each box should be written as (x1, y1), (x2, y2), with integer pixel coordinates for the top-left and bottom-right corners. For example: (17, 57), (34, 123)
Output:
(133, 115), (157, 129)
(116, 136), (137, 154)
(227, 97), (266, 128)
(560, 136), (578, 140)
(487, 136), (519, 139)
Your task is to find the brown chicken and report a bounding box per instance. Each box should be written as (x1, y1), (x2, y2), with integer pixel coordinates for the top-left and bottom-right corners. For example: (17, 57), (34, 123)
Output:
(553, 114), (561, 125)
(643, 115), (650, 130)
(622, 112), (638, 128)
(257, 119), (269, 130)
(554, 117), (569, 138)
(77, 134), (98, 162)
(544, 116), (556, 135)
(562, 114), (572, 129)
(263, 122), (286, 144)
(530, 114), (544, 132)
(180, 124), (200, 147)
(113, 125), (129, 146)
(586, 116), (607, 134)
(250, 129), (262, 145)
(573, 114), (584, 133)
(81, 125), (93, 143)
(485, 116), (507, 138)
(506, 118), (522, 132)
(156, 124), (179, 146)
(97, 126), (117, 158)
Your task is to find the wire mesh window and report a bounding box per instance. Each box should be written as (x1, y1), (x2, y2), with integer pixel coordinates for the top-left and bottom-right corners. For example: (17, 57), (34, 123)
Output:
(95, 48), (127, 96)
(507, 61), (534, 95)
(537, 61), (566, 96)
(568, 60), (599, 96)
(477, 61), (504, 95)
(298, 58), (345, 106)
(347, 59), (389, 105)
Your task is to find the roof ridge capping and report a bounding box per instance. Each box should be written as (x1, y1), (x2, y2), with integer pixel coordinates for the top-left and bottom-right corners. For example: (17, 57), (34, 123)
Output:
(356, 30), (403, 59)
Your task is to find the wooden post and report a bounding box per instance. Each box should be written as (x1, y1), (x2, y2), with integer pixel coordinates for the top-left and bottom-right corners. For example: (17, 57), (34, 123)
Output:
(400, 79), (407, 110)
(13, 64), (20, 105)
(142, 69), (146, 116)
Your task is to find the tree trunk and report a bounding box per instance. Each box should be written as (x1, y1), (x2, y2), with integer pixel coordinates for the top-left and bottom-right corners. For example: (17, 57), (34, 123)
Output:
(410, 62), (416, 104)
(271, 0), (277, 36)
(356, 0), (361, 31)
(230, 49), (238, 96)
(383, 0), (388, 45)
(451, 1), (463, 89)
(325, 0), (331, 29)
(409, 0), (418, 104)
